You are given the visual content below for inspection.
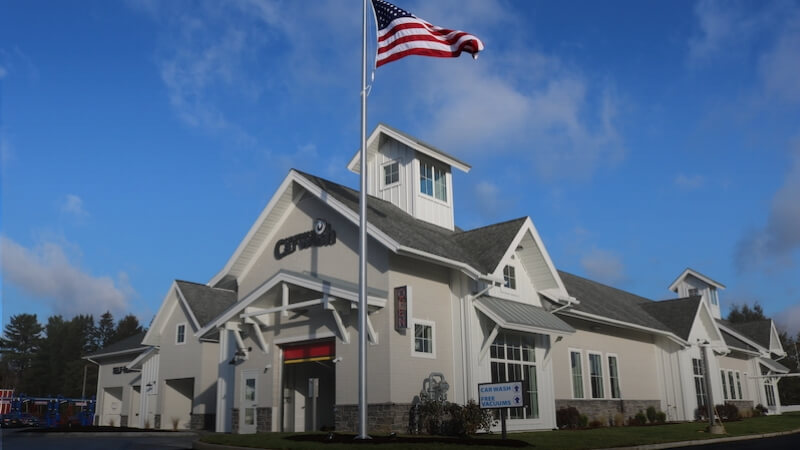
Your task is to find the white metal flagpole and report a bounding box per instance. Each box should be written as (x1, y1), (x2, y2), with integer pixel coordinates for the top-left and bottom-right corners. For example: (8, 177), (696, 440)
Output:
(357, 0), (370, 440)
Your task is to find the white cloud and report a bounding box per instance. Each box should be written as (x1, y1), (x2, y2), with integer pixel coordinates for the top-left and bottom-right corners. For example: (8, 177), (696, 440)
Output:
(580, 247), (626, 285)
(687, 0), (778, 63)
(736, 138), (800, 271)
(758, 10), (800, 104)
(0, 66), (6, 79)
(0, 236), (131, 316)
(472, 181), (512, 219)
(61, 194), (88, 217)
(674, 173), (705, 190)
(775, 302), (800, 337)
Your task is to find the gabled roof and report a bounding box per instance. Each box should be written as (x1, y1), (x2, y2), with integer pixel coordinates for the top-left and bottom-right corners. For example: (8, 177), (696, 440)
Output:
(669, 268), (726, 292)
(727, 319), (772, 349)
(175, 280), (238, 328)
(347, 123), (471, 174)
(452, 218), (528, 273)
(639, 297), (702, 340)
(85, 331), (148, 359)
(557, 271), (671, 333)
(719, 328), (760, 353)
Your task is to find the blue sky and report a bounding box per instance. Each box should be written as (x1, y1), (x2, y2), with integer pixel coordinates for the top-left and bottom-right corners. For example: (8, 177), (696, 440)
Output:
(2, 0), (799, 335)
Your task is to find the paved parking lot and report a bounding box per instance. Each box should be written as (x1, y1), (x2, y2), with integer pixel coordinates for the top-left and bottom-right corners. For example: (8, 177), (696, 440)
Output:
(0, 429), (196, 450)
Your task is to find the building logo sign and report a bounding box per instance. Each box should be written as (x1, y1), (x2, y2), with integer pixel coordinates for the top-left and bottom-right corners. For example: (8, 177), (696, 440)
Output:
(395, 286), (412, 331)
(274, 218), (337, 260)
(478, 381), (523, 409)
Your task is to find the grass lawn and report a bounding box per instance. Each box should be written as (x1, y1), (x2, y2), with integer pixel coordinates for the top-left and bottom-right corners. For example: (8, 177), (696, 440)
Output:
(200, 412), (800, 449)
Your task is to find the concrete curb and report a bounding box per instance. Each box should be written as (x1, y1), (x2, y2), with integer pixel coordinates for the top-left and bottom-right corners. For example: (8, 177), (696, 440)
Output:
(602, 427), (800, 449)
(193, 440), (259, 450)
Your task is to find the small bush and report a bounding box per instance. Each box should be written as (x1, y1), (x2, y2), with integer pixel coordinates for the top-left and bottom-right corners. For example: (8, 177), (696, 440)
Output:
(556, 406), (581, 429)
(715, 403), (739, 421)
(655, 411), (667, 424)
(630, 410), (647, 426)
(646, 406), (657, 423)
(754, 404), (768, 416)
(588, 417), (604, 428)
(613, 412), (625, 427)
(578, 414), (589, 428)
(443, 400), (495, 436)
(694, 407), (708, 421)
(419, 399), (445, 435)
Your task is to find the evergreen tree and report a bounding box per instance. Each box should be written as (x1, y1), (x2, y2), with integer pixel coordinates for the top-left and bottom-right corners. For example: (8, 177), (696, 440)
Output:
(96, 311), (116, 348)
(112, 314), (144, 343)
(0, 313), (44, 392)
(727, 303), (766, 323)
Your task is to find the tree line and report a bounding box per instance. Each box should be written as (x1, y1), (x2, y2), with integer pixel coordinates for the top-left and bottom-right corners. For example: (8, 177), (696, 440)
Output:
(0, 311), (144, 399)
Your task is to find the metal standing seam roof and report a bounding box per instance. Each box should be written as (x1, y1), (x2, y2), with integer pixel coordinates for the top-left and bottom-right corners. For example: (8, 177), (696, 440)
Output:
(759, 357), (790, 373)
(474, 296), (575, 334)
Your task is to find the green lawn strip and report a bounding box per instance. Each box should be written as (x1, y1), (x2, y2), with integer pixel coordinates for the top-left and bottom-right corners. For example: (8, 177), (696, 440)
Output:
(200, 413), (800, 450)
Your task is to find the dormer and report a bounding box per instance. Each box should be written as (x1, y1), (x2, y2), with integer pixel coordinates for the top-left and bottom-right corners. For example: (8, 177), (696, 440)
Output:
(668, 268), (726, 320)
(348, 123), (470, 230)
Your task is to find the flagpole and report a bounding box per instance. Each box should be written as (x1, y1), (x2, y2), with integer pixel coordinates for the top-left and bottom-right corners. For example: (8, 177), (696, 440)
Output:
(357, 0), (370, 440)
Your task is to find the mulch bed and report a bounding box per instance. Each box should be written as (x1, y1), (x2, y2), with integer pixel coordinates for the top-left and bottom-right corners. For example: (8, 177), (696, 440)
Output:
(288, 433), (530, 447)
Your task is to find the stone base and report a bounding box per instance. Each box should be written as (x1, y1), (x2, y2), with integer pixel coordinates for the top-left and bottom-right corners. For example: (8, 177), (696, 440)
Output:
(555, 399), (661, 424)
(154, 414), (161, 429)
(190, 413), (215, 430)
(232, 408), (239, 434)
(727, 400), (754, 411)
(256, 407), (271, 432)
(335, 403), (413, 433)
(120, 415), (128, 427)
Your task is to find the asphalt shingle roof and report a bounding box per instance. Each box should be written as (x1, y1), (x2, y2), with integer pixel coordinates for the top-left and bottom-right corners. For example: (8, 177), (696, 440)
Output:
(296, 170), (525, 274)
(86, 331), (147, 359)
(719, 328), (759, 353)
(639, 297), (702, 340)
(727, 319), (773, 349)
(176, 280), (238, 328)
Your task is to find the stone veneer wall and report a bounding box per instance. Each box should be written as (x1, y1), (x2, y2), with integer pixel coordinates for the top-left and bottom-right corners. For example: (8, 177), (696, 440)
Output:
(335, 403), (413, 433)
(120, 415), (128, 427)
(232, 408), (239, 434)
(154, 414), (161, 429)
(190, 413), (216, 430)
(727, 400), (754, 411)
(256, 407), (271, 432)
(555, 399), (661, 423)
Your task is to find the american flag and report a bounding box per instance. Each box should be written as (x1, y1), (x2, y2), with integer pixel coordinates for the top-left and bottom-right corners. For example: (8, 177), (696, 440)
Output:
(372, 0), (484, 67)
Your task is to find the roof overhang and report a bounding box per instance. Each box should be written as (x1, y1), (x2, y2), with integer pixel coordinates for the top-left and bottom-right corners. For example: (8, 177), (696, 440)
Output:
(716, 321), (769, 355)
(83, 346), (150, 361)
(759, 357), (790, 374)
(669, 268), (726, 292)
(558, 309), (690, 347)
(474, 296), (575, 337)
(125, 347), (158, 370)
(347, 123), (471, 174)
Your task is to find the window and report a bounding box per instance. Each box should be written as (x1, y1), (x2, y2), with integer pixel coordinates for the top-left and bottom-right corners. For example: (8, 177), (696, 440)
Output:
(608, 355), (621, 399)
(412, 321), (434, 357)
(693, 358), (706, 409)
(688, 288), (699, 297)
(710, 289), (719, 305)
(728, 371), (736, 400)
(736, 372), (743, 399)
(588, 353), (604, 398)
(765, 381), (776, 407)
(570, 351), (584, 399)
(176, 323), (186, 344)
(503, 265), (516, 290)
(419, 161), (447, 201)
(383, 161), (399, 187)
(490, 332), (538, 420)
(721, 370), (728, 400)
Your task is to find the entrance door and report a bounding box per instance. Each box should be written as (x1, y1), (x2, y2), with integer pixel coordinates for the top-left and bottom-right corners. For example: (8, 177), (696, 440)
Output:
(240, 370), (259, 434)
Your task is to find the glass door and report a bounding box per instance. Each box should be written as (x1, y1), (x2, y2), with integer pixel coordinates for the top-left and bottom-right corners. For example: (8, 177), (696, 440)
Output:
(240, 370), (258, 434)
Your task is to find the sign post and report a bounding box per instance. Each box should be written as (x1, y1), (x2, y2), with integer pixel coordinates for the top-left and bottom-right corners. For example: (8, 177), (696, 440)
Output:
(478, 381), (523, 440)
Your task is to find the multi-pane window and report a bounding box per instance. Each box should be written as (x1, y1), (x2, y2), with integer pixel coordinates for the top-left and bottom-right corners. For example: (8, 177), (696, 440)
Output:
(693, 358), (706, 409)
(490, 332), (538, 420)
(419, 162), (447, 201)
(589, 353), (604, 398)
(728, 371), (737, 400)
(765, 381), (776, 407)
(383, 162), (399, 186)
(721, 370), (729, 400)
(736, 372), (743, 399)
(608, 355), (621, 399)
(176, 324), (186, 344)
(414, 322), (434, 355)
(570, 351), (584, 399)
(503, 265), (516, 290)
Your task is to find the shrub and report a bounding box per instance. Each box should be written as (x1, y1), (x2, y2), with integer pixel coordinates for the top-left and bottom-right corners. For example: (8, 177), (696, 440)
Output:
(754, 404), (768, 416)
(578, 414), (589, 428)
(419, 399), (445, 435)
(655, 411), (667, 424)
(630, 410), (647, 426)
(694, 407), (708, 421)
(715, 403), (739, 421)
(588, 417), (604, 428)
(613, 412), (625, 427)
(646, 406), (657, 423)
(556, 406), (581, 429)
(443, 400), (495, 436)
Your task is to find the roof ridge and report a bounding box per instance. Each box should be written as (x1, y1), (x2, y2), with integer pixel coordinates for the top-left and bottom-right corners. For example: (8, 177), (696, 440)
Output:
(175, 279), (236, 293)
